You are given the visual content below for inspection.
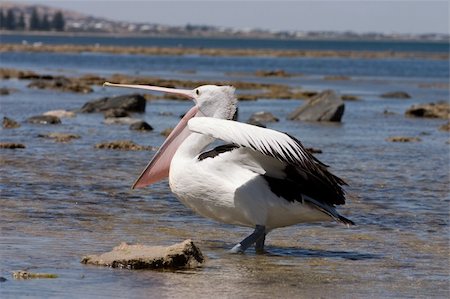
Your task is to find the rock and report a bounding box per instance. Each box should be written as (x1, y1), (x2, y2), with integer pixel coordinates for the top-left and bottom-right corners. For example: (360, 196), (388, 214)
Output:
(255, 69), (291, 77)
(38, 132), (81, 142)
(161, 127), (173, 137)
(380, 91), (411, 99)
(0, 68), (39, 80)
(12, 271), (58, 279)
(158, 111), (173, 116)
(26, 115), (61, 125)
(248, 111), (279, 124)
(103, 117), (141, 125)
(129, 121), (153, 131)
(439, 121), (450, 132)
(0, 143), (26, 149)
(95, 140), (152, 151)
(104, 108), (130, 118)
(3, 117), (21, 129)
(27, 77), (93, 93)
(81, 239), (204, 270)
(405, 102), (450, 119)
(237, 94), (258, 101)
(43, 110), (76, 118)
(0, 276), (7, 282)
(247, 120), (266, 128)
(80, 94), (146, 113)
(341, 94), (361, 101)
(0, 87), (17, 95)
(288, 90), (345, 122)
(78, 74), (107, 85)
(386, 136), (421, 142)
(383, 110), (396, 115)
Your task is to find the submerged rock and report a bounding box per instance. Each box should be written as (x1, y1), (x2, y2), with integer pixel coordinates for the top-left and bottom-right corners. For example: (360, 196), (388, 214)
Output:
(103, 117), (142, 125)
(405, 102), (450, 119)
(2, 116), (21, 129)
(341, 94), (361, 101)
(81, 239), (204, 270)
(161, 127), (173, 137)
(27, 77), (93, 93)
(288, 90), (345, 122)
(0, 142), (26, 149)
(43, 110), (76, 118)
(386, 136), (421, 142)
(26, 115), (61, 125)
(38, 132), (81, 142)
(12, 271), (58, 279)
(255, 69), (291, 77)
(0, 87), (17, 95)
(439, 121), (450, 132)
(129, 121), (153, 131)
(95, 140), (152, 151)
(248, 111), (279, 124)
(80, 94), (146, 113)
(380, 91), (411, 99)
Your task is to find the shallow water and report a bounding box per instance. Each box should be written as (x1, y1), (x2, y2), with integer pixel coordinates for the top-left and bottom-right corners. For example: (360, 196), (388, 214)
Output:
(1, 44), (449, 298)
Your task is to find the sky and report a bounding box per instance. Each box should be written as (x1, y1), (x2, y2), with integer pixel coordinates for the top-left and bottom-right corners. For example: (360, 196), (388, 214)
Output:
(12, 0), (450, 34)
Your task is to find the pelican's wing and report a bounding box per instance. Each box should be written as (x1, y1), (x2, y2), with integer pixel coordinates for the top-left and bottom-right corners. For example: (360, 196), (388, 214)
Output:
(188, 117), (347, 206)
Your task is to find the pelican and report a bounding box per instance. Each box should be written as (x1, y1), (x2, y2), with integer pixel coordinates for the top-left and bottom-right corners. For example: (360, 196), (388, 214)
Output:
(104, 82), (354, 253)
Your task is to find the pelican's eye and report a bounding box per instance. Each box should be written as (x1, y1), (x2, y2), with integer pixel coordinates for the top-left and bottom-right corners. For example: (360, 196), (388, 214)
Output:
(196, 89), (200, 96)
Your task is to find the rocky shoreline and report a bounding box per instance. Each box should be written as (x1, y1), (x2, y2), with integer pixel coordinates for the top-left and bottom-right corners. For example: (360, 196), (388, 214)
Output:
(0, 67), (318, 101)
(1, 66), (449, 152)
(0, 43), (448, 60)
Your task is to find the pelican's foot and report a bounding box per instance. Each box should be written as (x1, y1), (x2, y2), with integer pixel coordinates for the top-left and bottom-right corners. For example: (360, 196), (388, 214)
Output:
(229, 225), (266, 254)
(229, 244), (244, 254)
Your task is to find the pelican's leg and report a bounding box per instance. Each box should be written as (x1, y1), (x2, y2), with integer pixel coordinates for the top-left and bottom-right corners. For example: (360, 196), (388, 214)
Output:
(230, 225), (266, 254)
(254, 232), (266, 254)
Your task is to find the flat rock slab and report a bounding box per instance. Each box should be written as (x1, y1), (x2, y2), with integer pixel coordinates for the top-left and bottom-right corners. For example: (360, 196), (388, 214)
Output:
(81, 239), (204, 270)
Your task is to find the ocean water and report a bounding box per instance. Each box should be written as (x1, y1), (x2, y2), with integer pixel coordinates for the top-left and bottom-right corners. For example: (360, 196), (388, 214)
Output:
(1, 33), (449, 52)
(0, 36), (449, 298)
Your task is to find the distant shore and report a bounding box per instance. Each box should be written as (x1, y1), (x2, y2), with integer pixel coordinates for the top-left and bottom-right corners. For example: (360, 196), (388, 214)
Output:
(0, 43), (447, 60)
(1, 30), (449, 43)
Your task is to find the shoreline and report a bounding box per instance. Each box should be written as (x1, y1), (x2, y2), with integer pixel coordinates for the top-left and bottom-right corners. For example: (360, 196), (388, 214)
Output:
(0, 43), (447, 60)
(1, 30), (449, 43)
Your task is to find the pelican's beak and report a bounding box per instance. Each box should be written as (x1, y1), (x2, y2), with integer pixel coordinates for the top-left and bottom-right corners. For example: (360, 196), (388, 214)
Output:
(103, 82), (198, 189)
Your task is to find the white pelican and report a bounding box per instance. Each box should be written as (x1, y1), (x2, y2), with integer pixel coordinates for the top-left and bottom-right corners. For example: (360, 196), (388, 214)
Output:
(104, 82), (354, 253)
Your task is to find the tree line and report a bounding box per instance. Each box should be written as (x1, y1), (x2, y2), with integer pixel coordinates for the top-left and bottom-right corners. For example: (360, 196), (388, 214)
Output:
(0, 8), (65, 31)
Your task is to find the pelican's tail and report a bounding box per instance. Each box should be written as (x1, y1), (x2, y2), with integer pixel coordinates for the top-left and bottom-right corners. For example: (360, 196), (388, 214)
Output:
(337, 214), (355, 227)
(304, 195), (355, 227)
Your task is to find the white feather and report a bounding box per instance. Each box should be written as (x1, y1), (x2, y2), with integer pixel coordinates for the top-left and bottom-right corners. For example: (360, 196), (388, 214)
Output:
(188, 117), (310, 167)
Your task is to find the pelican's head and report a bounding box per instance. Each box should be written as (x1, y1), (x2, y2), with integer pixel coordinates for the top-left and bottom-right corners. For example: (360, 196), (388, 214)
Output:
(103, 82), (236, 120)
(192, 85), (237, 120)
(103, 82), (237, 189)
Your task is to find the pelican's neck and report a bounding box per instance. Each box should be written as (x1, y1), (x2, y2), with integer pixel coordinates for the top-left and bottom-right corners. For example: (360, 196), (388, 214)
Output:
(173, 132), (215, 160)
